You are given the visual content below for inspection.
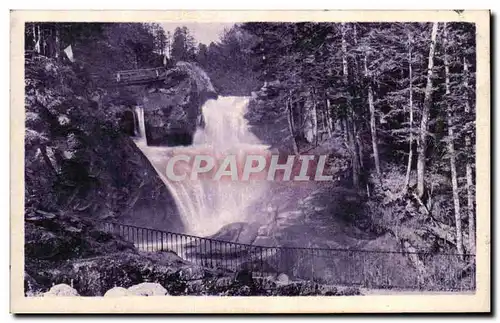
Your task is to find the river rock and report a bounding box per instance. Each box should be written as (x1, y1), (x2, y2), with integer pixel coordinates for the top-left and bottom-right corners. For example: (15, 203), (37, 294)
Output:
(276, 273), (290, 285)
(127, 282), (169, 296)
(44, 284), (79, 297)
(252, 235), (279, 247)
(207, 222), (261, 245)
(104, 287), (129, 297)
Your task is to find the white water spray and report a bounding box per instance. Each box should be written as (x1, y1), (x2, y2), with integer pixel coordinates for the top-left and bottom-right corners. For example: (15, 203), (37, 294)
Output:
(134, 106), (146, 141)
(133, 96), (270, 236)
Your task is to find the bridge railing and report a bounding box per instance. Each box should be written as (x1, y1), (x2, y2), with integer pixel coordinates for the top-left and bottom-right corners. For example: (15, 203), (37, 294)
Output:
(101, 222), (475, 291)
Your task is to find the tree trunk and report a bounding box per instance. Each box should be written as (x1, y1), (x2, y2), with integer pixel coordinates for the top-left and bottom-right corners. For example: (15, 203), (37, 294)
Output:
(35, 24), (41, 54)
(288, 93), (296, 134)
(416, 22), (439, 198)
(42, 26), (47, 56)
(347, 117), (360, 188)
(303, 92), (315, 144)
(342, 118), (348, 143)
(319, 94), (328, 140)
(54, 24), (60, 59)
(405, 32), (414, 190)
(341, 23), (361, 188)
(351, 23), (364, 174)
(464, 57), (475, 254)
(354, 120), (363, 167)
(311, 89), (318, 146)
(286, 95), (299, 155)
(32, 23), (37, 51)
(352, 24), (361, 79)
(466, 145), (475, 254)
(444, 23), (464, 255)
(325, 97), (333, 136)
(47, 26), (53, 57)
(364, 51), (381, 178)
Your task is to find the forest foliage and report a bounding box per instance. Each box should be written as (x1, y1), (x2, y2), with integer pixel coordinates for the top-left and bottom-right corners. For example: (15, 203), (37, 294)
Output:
(236, 22), (476, 257)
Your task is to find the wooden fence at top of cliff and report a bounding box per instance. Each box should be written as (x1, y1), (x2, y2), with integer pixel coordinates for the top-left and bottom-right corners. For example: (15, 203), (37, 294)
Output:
(112, 67), (171, 86)
(101, 221), (476, 292)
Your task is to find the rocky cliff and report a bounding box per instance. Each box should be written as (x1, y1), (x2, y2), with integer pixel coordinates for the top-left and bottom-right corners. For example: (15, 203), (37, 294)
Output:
(246, 81), (299, 154)
(25, 55), (186, 237)
(142, 62), (217, 146)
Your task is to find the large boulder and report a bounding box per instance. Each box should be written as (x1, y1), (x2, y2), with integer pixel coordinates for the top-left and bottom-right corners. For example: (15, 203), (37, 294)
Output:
(104, 287), (129, 297)
(127, 282), (168, 296)
(43, 284), (79, 297)
(275, 273), (290, 285)
(142, 62), (217, 146)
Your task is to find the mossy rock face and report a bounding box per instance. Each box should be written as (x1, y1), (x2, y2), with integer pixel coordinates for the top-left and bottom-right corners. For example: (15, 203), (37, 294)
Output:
(143, 61), (217, 147)
(25, 213), (134, 261)
(25, 213), (135, 262)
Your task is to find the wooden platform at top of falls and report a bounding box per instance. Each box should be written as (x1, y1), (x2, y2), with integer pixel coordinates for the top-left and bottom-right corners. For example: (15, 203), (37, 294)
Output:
(113, 67), (171, 86)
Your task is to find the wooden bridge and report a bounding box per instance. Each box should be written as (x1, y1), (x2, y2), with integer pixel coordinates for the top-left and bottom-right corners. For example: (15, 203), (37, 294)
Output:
(25, 49), (171, 87)
(113, 67), (172, 86)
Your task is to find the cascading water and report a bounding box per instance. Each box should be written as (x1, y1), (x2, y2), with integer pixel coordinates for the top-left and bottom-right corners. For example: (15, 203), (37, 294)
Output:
(134, 106), (146, 142)
(133, 96), (270, 236)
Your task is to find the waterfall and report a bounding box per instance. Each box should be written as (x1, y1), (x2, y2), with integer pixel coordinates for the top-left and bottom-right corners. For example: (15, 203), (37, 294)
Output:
(135, 106), (146, 142)
(133, 96), (270, 236)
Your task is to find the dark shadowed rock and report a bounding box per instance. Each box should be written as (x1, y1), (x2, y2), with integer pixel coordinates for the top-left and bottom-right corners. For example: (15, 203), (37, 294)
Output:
(142, 61), (217, 146)
(24, 272), (43, 296)
(207, 221), (261, 244)
(119, 110), (136, 136)
(25, 213), (136, 262)
(207, 222), (246, 241)
(234, 269), (254, 287)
